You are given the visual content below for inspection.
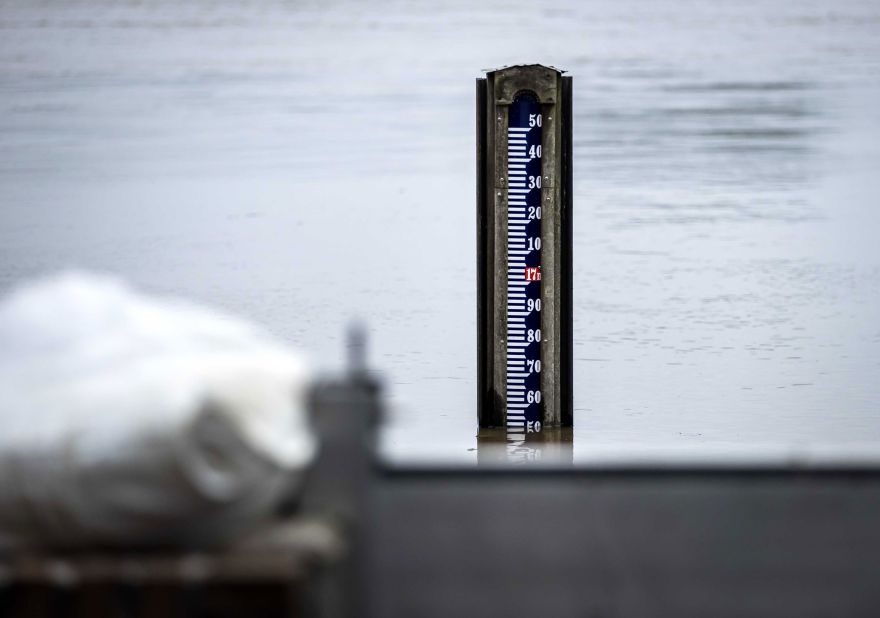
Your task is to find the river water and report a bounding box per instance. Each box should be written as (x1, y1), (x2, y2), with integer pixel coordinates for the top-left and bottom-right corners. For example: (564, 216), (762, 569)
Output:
(1, 0), (879, 463)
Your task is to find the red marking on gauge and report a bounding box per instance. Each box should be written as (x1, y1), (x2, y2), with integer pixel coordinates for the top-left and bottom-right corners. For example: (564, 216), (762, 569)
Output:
(524, 266), (542, 281)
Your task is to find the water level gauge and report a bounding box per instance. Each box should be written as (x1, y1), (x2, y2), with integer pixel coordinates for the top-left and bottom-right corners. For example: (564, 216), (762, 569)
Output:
(477, 64), (572, 435)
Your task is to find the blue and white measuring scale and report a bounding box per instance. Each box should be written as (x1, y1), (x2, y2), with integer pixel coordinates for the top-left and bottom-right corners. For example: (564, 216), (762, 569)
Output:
(506, 93), (543, 435)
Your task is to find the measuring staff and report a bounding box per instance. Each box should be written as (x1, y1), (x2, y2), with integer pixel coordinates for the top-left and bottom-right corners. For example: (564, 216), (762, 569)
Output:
(477, 65), (573, 436)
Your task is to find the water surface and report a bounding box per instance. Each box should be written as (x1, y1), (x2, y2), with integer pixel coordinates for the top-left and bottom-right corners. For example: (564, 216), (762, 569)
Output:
(1, 0), (879, 463)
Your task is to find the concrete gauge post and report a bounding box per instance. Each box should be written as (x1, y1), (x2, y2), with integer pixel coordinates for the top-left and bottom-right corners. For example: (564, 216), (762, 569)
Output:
(477, 64), (573, 435)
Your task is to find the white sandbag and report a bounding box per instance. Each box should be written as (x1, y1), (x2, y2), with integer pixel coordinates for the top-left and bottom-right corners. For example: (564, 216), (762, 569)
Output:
(0, 273), (315, 550)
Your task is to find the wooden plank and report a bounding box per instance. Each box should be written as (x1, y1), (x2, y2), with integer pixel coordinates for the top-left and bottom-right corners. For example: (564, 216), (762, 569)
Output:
(0, 519), (341, 585)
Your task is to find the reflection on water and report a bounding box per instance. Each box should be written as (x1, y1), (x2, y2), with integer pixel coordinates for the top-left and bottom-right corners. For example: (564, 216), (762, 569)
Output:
(1, 0), (879, 463)
(477, 428), (573, 466)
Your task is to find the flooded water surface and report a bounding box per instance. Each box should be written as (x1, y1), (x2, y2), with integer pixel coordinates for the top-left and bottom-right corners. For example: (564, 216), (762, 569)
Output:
(1, 0), (879, 462)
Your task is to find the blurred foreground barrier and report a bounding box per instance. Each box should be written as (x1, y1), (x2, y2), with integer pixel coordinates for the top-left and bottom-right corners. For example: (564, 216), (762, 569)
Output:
(4, 329), (880, 617)
(363, 458), (880, 617)
(0, 365), (379, 618)
(0, 274), (375, 617)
